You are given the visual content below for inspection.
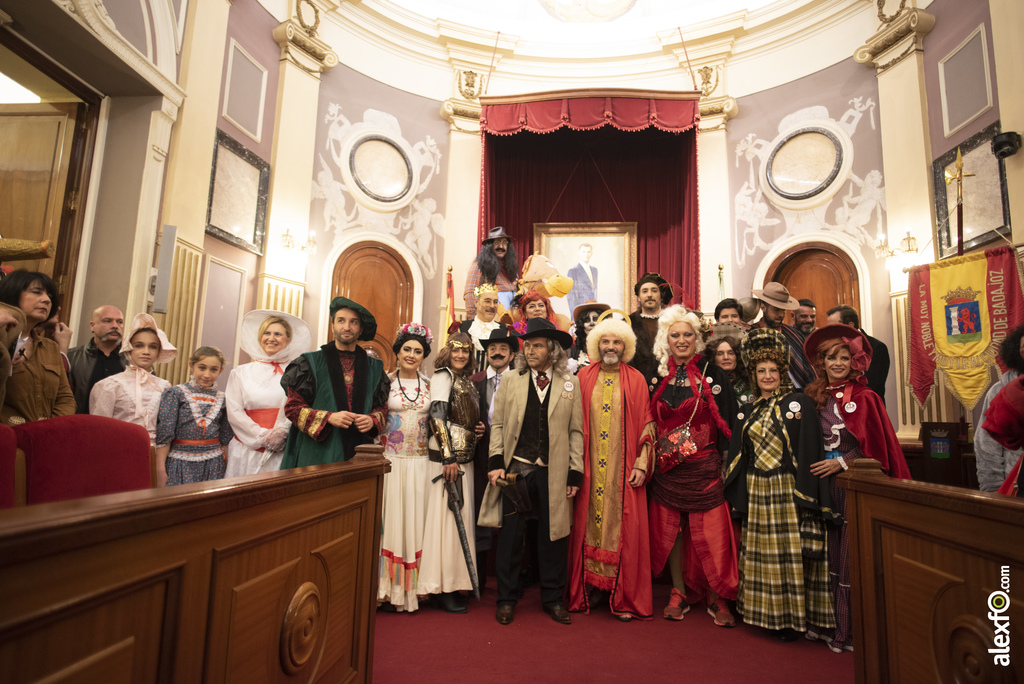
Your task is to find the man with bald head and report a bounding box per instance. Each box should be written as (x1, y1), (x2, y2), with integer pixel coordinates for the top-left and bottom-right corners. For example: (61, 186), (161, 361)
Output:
(68, 305), (127, 413)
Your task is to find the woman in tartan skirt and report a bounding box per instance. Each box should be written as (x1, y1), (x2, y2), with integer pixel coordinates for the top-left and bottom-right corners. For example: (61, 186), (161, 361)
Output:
(724, 328), (841, 642)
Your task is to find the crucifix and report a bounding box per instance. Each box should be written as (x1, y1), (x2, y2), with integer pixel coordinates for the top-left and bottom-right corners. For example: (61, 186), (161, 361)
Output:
(944, 147), (974, 257)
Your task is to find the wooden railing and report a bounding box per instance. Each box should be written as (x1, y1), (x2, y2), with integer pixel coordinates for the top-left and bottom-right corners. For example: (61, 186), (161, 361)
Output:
(842, 458), (1024, 683)
(0, 445), (389, 683)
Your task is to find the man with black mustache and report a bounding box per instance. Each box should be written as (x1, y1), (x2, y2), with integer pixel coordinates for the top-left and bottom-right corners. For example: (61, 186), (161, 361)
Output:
(469, 326), (519, 589)
(629, 272), (672, 394)
(463, 226), (519, 318)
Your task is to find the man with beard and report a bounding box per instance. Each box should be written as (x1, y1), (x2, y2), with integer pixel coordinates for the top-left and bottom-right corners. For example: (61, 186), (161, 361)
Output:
(458, 283), (503, 371)
(463, 226), (519, 318)
(629, 272), (673, 394)
(752, 282), (814, 389)
(280, 296), (390, 466)
(469, 326), (519, 588)
(567, 318), (655, 621)
(479, 318), (583, 625)
(794, 299), (817, 338)
(68, 305), (127, 413)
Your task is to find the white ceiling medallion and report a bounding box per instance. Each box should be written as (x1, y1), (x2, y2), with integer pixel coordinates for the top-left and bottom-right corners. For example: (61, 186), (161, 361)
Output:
(759, 119), (854, 212)
(538, 0), (637, 23)
(338, 130), (419, 213)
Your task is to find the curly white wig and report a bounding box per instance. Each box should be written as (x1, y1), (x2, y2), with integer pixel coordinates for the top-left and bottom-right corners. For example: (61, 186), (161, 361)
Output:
(586, 318), (637, 365)
(652, 305), (706, 377)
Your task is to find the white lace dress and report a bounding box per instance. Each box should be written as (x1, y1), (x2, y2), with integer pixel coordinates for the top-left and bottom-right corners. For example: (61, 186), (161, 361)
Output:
(378, 372), (431, 611)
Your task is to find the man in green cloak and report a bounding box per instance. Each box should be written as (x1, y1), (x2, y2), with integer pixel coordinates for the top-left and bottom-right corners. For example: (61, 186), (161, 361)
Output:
(280, 297), (390, 467)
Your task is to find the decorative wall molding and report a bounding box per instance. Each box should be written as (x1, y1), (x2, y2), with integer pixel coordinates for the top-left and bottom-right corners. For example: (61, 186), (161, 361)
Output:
(56, 0), (184, 107)
(273, 18), (339, 76)
(699, 95), (737, 133)
(258, 273), (305, 318)
(854, 7), (935, 72)
(159, 238), (203, 384)
(441, 98), (481, 134)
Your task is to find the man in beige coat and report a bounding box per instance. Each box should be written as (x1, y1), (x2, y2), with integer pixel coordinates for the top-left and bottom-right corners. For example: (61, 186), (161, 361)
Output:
(478, 318), (584, 626)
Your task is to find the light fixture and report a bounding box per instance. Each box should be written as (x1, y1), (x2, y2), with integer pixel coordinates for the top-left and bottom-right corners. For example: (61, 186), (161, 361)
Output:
(875, 230), (917, 259)
(280, 229), (316, 254)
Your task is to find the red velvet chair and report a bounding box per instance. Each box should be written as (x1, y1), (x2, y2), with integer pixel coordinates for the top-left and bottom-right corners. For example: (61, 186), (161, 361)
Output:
(0, 424), (20, 508)
(13, 415), (153, 505)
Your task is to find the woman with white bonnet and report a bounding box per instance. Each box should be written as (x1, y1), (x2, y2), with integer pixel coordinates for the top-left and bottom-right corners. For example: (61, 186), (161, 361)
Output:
(90, 313), (177, 444)
(225, 310), (312, 477)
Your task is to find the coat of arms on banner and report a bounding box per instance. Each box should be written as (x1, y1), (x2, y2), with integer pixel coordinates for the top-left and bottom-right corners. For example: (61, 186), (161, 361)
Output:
(943, 286), (982, 344)
(907, 246), (1024, 411)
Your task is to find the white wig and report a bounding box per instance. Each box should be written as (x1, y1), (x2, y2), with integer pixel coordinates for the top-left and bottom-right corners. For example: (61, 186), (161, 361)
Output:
(652, 305), (706, 377)
(586, 318), (637, 365)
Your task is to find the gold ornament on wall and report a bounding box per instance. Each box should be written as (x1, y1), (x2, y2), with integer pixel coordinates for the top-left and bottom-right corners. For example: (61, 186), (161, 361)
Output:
(698, 65), (719, 98)
(297, 0), (320, 37)
(457, 70), (484, 100)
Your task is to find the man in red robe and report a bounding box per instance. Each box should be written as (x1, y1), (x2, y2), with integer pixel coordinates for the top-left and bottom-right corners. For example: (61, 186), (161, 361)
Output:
(568, 318), (655, 621)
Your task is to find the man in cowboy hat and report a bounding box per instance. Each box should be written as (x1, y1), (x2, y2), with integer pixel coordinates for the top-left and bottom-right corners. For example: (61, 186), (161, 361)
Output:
(630, 272), (673, 393)
(752, 282), (814, 389)
(280, 296), (390, 467)
(469, 325), (519, 588)
(479, 318), (584, 626)
(464, 226), (520, 318)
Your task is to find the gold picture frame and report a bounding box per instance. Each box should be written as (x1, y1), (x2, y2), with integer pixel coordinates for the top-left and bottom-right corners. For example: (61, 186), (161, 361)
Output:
(533, 222), (639, 318)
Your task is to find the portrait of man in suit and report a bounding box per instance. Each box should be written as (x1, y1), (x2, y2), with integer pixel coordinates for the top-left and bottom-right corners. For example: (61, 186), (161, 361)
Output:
(566, 243), (598, 314)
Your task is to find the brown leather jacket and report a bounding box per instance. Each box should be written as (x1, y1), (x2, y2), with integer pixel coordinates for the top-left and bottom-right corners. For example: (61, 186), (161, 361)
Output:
(2, 329), (75, 425)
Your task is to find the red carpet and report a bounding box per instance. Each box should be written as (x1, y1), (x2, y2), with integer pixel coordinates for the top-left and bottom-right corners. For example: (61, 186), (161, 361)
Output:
(373, 583), (855, 683)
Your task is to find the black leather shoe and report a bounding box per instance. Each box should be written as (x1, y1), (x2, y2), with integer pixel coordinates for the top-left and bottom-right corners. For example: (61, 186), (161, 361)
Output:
(496, 604), (514, 625)
(544, 603), (572, 625)
(777, 628), (798, 642)
(437, 592), (467, 614)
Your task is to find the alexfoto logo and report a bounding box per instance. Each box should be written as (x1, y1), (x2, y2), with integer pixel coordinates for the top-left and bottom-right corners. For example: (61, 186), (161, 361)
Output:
(989, 565), (1011, 667)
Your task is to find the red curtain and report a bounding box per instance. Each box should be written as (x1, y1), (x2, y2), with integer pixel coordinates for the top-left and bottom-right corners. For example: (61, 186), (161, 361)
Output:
(478, 97), (700, 307)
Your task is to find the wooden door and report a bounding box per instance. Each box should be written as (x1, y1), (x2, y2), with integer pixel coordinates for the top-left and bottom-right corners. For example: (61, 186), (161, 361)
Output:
(766, 242), (860, 330)
(331, 242), (414, 370)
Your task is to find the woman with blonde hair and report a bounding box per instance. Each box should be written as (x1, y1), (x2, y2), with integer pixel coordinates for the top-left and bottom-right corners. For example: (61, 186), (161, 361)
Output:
(224, 311), (311, 477)
(649, 306), (739, 627)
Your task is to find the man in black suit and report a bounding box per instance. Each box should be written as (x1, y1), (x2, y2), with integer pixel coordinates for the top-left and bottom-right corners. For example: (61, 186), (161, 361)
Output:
(827, 304), (890, 403)
(468, 326), (518, 589)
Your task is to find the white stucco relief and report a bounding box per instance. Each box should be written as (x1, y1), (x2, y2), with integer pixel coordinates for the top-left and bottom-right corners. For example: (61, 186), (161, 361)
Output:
(732, 95), (883, 267)
(312, 103), (445, 279)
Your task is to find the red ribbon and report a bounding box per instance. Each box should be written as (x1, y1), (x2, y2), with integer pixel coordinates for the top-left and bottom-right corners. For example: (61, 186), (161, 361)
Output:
(259, 360), (285, 375)
(842, 335), (871, 372)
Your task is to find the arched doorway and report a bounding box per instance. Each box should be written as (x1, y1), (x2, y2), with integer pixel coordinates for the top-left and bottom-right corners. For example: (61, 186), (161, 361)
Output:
(331, 241), (414, 370)
(765, 242), (860, 330)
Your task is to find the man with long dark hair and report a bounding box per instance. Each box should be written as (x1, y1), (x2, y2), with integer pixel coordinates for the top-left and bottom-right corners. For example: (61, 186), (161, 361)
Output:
(463, 226), (519, 318)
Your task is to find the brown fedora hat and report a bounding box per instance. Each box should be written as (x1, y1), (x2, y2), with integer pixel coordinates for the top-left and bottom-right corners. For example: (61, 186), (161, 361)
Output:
(751, 282), (799, 311)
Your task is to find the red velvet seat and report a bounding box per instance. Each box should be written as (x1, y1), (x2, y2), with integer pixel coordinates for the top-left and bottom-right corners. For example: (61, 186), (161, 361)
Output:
(13, 415), (152, 505)
(0, 424), (18, 508)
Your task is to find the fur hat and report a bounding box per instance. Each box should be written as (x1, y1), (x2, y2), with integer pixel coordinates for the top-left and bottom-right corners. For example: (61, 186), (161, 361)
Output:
(740, 327), (789, 371)
(586, 318), (637, 365)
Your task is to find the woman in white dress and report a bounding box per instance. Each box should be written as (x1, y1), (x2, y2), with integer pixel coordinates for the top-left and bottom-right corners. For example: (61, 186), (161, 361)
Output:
(224, 310), (311, 477)
(421, 332), (482, 613)
(379, 323), (433, 612)
(89, 313), (177, 444)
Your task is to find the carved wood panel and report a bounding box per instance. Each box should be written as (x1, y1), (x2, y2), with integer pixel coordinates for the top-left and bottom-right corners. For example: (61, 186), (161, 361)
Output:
(766, 242), (861, 330)
(0, 453), (387, 683)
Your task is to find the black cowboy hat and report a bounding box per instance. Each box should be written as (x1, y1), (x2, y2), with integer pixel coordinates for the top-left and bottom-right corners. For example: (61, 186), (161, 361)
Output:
(481, 325), (520, 352)
(518, 317), (572, 349)
(634, 272), (674, 307)
(483, 226), (512, 243)
(329, 296), (377, 341)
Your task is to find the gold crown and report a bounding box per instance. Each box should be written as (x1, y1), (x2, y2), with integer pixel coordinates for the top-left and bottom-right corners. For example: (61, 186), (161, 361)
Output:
(474, 283), (499, 298)
(446, 340), (472, 349)
(941, 286), (981, 304)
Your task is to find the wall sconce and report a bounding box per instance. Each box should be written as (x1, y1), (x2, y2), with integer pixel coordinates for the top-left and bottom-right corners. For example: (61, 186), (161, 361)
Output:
(280, 229), (316, 254)
(875, 230), (918, 259)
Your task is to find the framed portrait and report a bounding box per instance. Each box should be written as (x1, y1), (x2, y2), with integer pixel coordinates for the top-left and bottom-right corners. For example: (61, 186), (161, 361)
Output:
(932, 121), (1010, 259)
(206, 129), (270, 255)
(533, 222), (638, 319)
